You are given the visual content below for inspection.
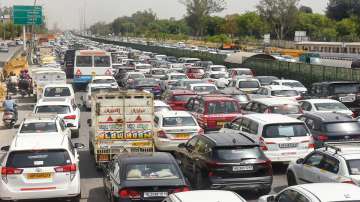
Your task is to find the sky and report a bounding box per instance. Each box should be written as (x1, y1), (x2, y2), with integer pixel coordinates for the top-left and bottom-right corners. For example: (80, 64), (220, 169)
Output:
(1, 0), (328, 30)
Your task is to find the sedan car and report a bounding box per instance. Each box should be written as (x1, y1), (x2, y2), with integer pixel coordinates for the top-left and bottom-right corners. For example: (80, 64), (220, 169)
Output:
(128, 78), (161, 98)
(162, 190), (246, 202)
(103, 152), (189, 202)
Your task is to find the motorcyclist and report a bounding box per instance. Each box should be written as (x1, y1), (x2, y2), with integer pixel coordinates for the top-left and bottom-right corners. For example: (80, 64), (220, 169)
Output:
(2, 95), (17, 120)
(18, 70), (31, 92)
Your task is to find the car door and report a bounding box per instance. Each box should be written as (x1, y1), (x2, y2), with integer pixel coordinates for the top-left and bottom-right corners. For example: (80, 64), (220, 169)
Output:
(297, 152), (325, 183)
(178, 136), (199, 177)
(317, 154), (341, 183)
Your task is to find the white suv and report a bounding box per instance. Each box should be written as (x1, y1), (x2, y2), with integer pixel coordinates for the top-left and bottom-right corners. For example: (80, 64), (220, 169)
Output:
(221, 114), (314, 162)
(42, 84), (75, 103)
(0, 134), (84, 201)
(17, 114), (71, 138)
(287, 143), (360, 186)
(33, 97), (81, 138)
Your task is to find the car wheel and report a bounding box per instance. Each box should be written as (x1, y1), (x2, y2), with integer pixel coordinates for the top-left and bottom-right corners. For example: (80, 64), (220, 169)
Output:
(287, 171), (297, 186)
(71, 194), (81, 202)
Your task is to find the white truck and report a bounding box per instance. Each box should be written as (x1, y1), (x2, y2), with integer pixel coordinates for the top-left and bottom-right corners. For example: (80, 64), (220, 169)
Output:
(88, 90), (155, 168)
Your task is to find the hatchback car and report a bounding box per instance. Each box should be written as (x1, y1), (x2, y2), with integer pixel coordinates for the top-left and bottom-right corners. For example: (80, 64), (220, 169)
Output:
(103, 152), (189, 202)
(162, 90), (197, 111)
(0, 134), (84, 201)
(175, 132), (272, 194)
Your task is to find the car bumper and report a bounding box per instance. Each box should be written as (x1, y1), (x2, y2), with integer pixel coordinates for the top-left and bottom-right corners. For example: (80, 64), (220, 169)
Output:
(265, 150), (312, 163)
(73, 76), (92, 84)
(209, 176), (273, 190)
(154, 138), (189, 151)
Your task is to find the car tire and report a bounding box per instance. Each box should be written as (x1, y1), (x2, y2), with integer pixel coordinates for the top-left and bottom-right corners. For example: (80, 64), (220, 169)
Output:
(287, 171), (297, 186)
(71, 194), (81, 202)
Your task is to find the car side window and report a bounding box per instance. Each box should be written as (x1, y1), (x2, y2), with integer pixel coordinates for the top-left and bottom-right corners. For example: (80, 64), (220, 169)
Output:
(231, 118), (242, 130)
(186, 137), (199, 151)
(319, 155), (340, 174)
(304, 152), (324, 168)
(249, 121), (259, 134)
(245, 103), (253, 111)
(186, 99), (194, 111)
(300, 102), (311, 111)
(195, 138), (211, 155)
(197, 100), (205, 113)
(154, 116), (159, 126)
(305, 118), (315, 130)
(276, 189), (309, 202)
(68, 138), (75, 156)
(251, 103), (259, 112)
(193, 100), (201, 112)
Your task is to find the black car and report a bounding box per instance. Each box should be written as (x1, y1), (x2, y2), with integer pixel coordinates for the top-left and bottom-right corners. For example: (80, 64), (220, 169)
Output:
(127, 78), (161, 98)
(103, 152), (189, 202)
(311, 81), (360, 113)
(174, 132), (273, 194)
(298, 112), (360, 146)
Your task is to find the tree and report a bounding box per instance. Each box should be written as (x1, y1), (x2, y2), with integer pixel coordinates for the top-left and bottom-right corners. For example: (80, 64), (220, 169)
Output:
(326, 0), (360, 21)
(205, 16), (224, 36)
(257, 0), (299, 40)
(222, 14), (238, 37)
(336, 17), (359, 41)
(180, 0), (226, 36)
(299, 5), (312, 13)
(236, 12), (268, 38)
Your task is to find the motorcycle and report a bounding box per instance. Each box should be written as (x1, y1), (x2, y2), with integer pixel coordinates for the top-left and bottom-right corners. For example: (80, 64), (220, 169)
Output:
(3, 111), (16, 129)
(6, 83), (17, 95)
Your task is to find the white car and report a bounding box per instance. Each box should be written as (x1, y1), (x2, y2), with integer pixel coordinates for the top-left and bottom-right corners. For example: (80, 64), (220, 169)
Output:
(206, 65), (228, 76)
(33, 97), (81, 138)
(154, 100), (172, 113)
(270, 79), (308, 95)
(258, 183), (360, 202)
(160, 73), (188, 91)
(257, 85), (302, 100)
(187, 83), (218, 95)
(42, 84), (75, 102)
(91, 76), (118, 88)
(228, 68), (254, 79)
(228, 78), (261, 93)
(17, 114), (71, 138)
(135, 63), (152, 74)
(154, 111), (203, 151)
(299, 99), (353, 117)
(163, 190), (246, 202)
(287, 143), (360, 186)
(122, 72), (146, 86)
(82, 83), (119, 110)
(0, 134), (84, 201)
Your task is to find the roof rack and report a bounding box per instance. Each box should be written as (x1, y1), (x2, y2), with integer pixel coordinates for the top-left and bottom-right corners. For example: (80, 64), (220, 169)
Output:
(323, 143), (341, 154)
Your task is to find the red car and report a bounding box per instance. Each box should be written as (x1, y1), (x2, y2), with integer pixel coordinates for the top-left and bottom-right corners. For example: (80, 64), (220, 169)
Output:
(185, 67), (205, 79)
(186, 95), (242, 130)
(162, 90), (197, 110)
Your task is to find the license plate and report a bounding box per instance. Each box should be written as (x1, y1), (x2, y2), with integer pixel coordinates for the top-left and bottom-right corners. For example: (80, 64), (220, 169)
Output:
(131, 141), (152, 147)
(233, 165), (253, 171)
(27, 173), (51, 179)
(217, 122), (226, 126)
(144, 192), (168, 198)
(175, 133), (190, 139)
(340, 95), (355, 102)
(279, 143), (298, 148)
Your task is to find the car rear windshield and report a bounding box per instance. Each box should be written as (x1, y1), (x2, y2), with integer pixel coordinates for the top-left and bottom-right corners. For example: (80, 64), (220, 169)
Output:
(214, 146), (262, 161)
(210, 74), (226, 79)
(36, 105), (70, 114)
(347, 160), (360, 175)
(171, 75), (187, 80)
(332, 83), (360, 94)
(211, 67), (226, 71)
(93, 79), (115, 84)
(136, 65), (150, 69)
(262, 123), (309, 138)
(6, 150), (71, 168)
(271, 90), (299, 96)
(163, 117), (196, 127)
(173, 95), (195, 102)
(193, 86), (217, 92)
(128, 74), (145, 79)
(325, 122), (360, 133)
(314, 102), (349, 111)
(20, 122), (57, 133)
(135, 79), (159, 86)
(126, 163), (180, 180)
(238, 81), (259, 88)
(235, 70), (252, 75)
(207, 101), (239, 114)
(44, 87), (71, 97)
(152, 69), (166, 74)
(269, 104), (302, 114)
(283, 82), (304, 88)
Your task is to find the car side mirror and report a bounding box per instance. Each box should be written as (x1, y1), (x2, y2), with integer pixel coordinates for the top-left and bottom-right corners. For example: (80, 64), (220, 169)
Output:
(1, 145), (9, 151)
(178, 143), (186, 148)
(87, 119), (92, 127)
(74, 143), (85, 149)
(224, 122), (231, 129)
(66, 123), (75, 128)
(296, 158), (304, 164)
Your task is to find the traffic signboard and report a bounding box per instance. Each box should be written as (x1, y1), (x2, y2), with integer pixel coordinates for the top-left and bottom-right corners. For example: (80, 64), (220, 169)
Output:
(13, 5), (43, 25)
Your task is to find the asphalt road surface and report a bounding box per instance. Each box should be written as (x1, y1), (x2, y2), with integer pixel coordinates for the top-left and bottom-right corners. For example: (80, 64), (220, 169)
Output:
(0, 91), (289, 202)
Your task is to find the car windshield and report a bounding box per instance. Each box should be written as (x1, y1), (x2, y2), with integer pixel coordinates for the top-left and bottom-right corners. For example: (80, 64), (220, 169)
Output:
(325, 122), (360, 133)
(36, 105), (70, 114)
(126, 163), (180, 180)
(314, 102), (349, 111)
(347, 160), (360, 175)
(6, 150), (70, 168)
(171, 75), (187, 80)
(135, 79), (159, 86)
(258, 77), (277, 84)
(271, 90), (299, 96)
(283, 81), (304, 88)
(193, 86), (217, 92)
(269, 104), (302, 114)
(214, 146), (263, 161)
(210, 74), (226, 79)
(207, 101), (239, 114)
(163, 117), (196, 127)
(152, 69), (166, 75)
(92, 79), (115, 84)
(262, 123), (309, 138)
(44, 87), (71, 97)
(211, 67), (226, 71)
(332, 83), (360, 94)
(129, 74), (145, 79)
(238, 81), (259, 88)
(173, 95), (195, 102)
(76, 56), (92, 67)
(20, 122), (57, 133)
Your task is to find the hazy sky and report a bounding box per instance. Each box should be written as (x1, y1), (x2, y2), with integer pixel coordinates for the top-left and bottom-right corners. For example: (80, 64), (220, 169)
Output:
(2, 0), (328, 30)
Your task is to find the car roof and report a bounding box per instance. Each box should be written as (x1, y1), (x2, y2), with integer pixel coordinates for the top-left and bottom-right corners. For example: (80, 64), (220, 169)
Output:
(201, 95), (237, 102)
(267, 85), (297, 91)
(244, 113), (303, 124)
(294, 183), (360, 201)
(155, 110), (192, 117)
(116, 152), (174, 164)
(204, 131), (258, 147)
(37, 97), (71, 105)
(170, 89), (196, 95)
(273, 79), (300, 83)
(302, 112), (353, 122)
(172, 190), (245, 202)
(154, 100), (170, 107)
(10, 134), (68, 151)
(253, 97), (299, 105)
(303, 99), (342, 104)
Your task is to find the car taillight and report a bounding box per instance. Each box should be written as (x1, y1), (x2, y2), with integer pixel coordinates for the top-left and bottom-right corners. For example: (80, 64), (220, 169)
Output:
(296, 96), (303, 100)
(54, 164), (77, 181)
(158, 130), (167, 138)
(316, 135), (328, 142)
(173, 186), (190, 193)
(301, 139), (315, 149)
(119, 189), (141, 199)
(198, 128), (204, 135)
(64, 115), (76, 120)
(342, 180), (356, 185)
(1, 167), (23, 183)
(259, 137), (275, 151)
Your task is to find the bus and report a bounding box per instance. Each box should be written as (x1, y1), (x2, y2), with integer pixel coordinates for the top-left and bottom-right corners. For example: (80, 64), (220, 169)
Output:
(73, 50), (112, 88)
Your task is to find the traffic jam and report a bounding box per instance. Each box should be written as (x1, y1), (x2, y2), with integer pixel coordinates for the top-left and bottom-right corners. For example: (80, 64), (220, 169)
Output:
(2, 33), (360, 202)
